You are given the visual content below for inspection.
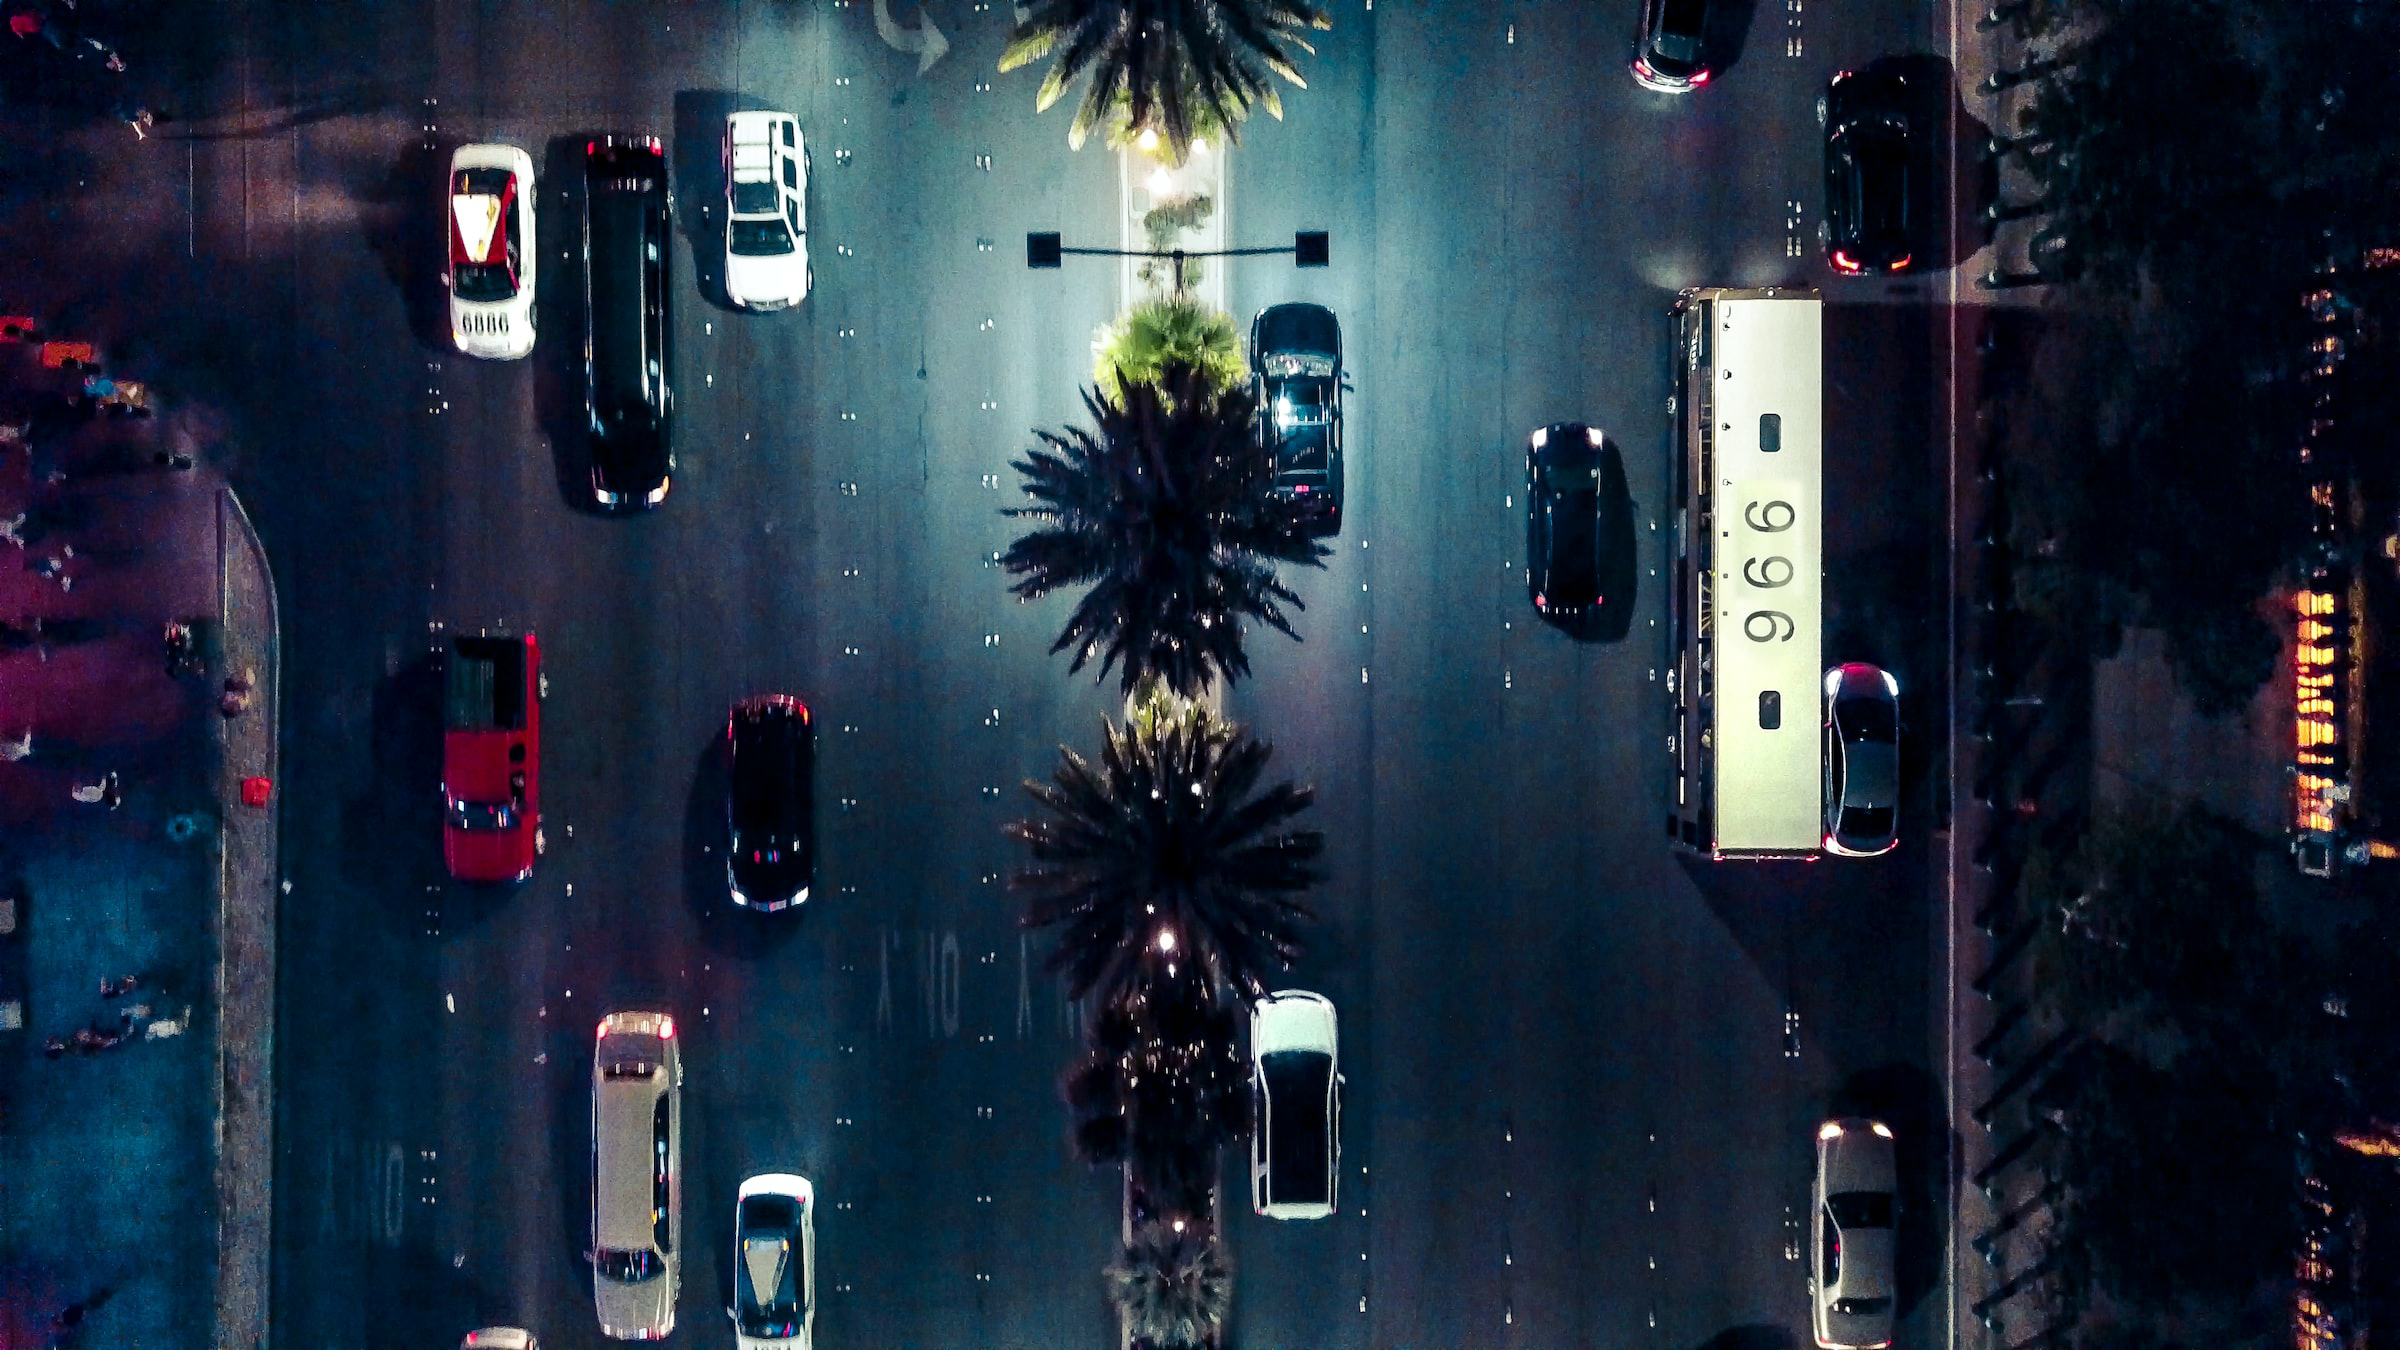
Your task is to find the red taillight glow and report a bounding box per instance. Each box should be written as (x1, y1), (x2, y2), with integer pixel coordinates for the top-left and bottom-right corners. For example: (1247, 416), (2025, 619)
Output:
(1633, 58), (1655, 78)
(657, 1015), (675, 1039)
(1888, 255), (1912, 272)
(1293, 483), (1310, 493)
(1689, 69), (1711, 85)
(586, 139), (596, 156)
(1832, 250), (1860, 273)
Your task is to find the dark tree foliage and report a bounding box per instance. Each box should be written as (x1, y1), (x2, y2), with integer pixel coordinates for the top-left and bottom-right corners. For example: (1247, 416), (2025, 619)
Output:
(1106, 1219), (1232, 1349)
(999, 0), (1332, 163)
(1991, 0), (2400, 711)
(1062, 969), (1251, 1209)
(2019, 804), (2379, 1339)
(1007, 698), (1320, 1013)
(1003, 360), (1329, 699)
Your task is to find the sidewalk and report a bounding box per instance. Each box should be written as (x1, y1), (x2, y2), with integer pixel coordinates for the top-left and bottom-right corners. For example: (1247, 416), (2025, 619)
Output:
(0, 388), (277, 1349)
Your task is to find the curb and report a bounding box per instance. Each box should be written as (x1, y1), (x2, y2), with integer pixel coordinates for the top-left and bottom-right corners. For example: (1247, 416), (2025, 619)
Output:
(212, 486), (276, 1350)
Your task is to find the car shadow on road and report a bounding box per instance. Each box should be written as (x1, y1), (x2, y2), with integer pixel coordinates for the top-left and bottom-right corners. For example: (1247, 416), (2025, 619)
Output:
(672, 88), (744, 315)
(680, 732), (804, 958)
(1704, 0), (1761, 82)
(1828, 1060), (1949, 1321)
(1689, 1326), (1799, 1350)
(344, 647), (448, 920)
(361, 136), (458, 359)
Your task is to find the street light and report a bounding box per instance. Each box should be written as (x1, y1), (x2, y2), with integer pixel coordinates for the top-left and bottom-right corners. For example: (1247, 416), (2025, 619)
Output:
(1026, 230), (1330, 289)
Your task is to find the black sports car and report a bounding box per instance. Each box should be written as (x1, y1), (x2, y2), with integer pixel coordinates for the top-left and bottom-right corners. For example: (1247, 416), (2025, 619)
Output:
(1526, 423), (1636, 640)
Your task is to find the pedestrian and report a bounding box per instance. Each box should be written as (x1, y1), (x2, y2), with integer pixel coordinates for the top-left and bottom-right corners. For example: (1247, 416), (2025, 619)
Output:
(69, 771), (117, 806)
(80, 372), (116, 404)
(218, 685), (251, 718)
(163, 621), (193, 675)
(110, 97), (151, 139)
(68, 1026), (111, 1054)
(0, 727), (31, 762)
(100, 774), (122, 809)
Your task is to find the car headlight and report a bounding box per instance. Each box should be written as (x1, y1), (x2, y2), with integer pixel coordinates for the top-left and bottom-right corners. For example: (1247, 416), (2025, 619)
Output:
(1880, 669), (1899, 697)
(1824, 668), (1845, 697)
(1818, 1120), (1844, 1140)
(1530, 426), (1549, 449)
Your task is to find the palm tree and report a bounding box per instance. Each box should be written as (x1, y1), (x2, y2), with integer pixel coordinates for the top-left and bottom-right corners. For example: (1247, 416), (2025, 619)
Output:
(1007, 692), (1320, 1014)
(1002, 360), (1327, 699)
(1094, 295), (1244, 402)
(998, 0), (1333, 164)
(1063, 968), (1251, 1207)
(1107, 1220), (1232, 1350)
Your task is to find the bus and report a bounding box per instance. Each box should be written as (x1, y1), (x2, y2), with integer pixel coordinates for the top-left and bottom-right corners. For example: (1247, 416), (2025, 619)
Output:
(1666, 287), (1824, 859)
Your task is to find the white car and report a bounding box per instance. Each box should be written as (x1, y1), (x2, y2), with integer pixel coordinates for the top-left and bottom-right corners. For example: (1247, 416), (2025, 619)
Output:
(592, 1011), (681, 1341)
(446, 144), (536, 358)
(1249, 989), (1342, 1220)
(1811, 1118), (1898, 1349)
(723, 111), (810, 311)
(458, 1331), (537, 1350)
(730, 1173), (816, 1349)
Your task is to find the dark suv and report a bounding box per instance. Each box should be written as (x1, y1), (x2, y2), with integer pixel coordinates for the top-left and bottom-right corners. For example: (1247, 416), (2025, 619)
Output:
(583, 135), (674, 509)
(727, 695), (814, 911)
(1632, 0), (1714, 91)
(1822, 69), (1916, 274)
(1526, 423), (1636, 640)
(1250, 303), (1344, 536)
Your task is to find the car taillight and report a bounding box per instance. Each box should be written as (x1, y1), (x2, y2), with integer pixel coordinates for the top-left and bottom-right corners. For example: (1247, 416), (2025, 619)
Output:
(1832, 250), (1860, 273)
(1633, 58), (1654, 79)
(1293, 483), (1310, 493)
(586, 139), (596, 156)
(1888, 255), (1912, 272)
(657, 1015), (675, 1039)
(1689, 69), (1711, 85)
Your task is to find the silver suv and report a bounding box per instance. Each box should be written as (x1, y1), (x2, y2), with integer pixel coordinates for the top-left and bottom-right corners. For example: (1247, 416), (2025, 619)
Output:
(592, 1011), (683, 1340)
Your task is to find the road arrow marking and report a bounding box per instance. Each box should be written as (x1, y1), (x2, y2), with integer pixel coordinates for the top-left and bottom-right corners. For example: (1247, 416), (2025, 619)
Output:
(873, 0), (950, 75)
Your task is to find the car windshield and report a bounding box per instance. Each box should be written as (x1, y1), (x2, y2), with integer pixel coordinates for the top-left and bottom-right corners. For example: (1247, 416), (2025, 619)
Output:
(1841, 805), (1896, 842)
(1839, 696), (1896, 742)
(453, 261), (516, 303)
(736, 1196), (805, 1335)
(1834, 1296), (1895, 1316)
(1840, 130), (1910, 241)
(1828, 1190), (1895, 1229)
(447, 799), (515, 831)
(596, 1247), (662, 1282)
(1660, 0), (1708, 37)
(731, 179), (780, 216)
(729, 217), (796, 257)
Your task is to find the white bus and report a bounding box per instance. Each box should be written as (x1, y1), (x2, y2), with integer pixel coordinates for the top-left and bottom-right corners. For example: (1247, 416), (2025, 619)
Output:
(1665, 287), (1824, 859)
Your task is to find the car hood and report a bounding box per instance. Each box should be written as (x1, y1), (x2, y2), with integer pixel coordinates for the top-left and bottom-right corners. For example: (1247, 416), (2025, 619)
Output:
(727, 241), (808, 307)
(595, 1265), (675, 1340)
(729, 853), (811, 909)
(444, 820), (533, 883)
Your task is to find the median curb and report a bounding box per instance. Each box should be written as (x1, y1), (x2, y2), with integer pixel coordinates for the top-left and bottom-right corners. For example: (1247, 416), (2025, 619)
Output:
(212, 486), (276, 1350)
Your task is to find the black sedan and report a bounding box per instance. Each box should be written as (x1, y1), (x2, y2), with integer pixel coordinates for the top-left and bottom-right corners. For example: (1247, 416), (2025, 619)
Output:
(1821, 68), (1916, 275)
(727, 695), (814, 910)
(1250, 302), (1344, 536)
(1822, 663), (1900, 857)
(1525, 423), (1635, 640)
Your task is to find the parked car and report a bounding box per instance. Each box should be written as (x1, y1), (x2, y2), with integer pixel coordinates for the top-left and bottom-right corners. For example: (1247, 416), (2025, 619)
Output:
(442, 630), (542, 883)
(1250, 989), (1341, 1220)
(730, 1173), (815, 1350)
(1821, 68), (1916, 275)
(458, 1331), (537, 1350)
(1250, 303), (1344, 535)
(446, 144), (537, 359)
(1631, 0), (1715, 91)
(727, 695), (815, 911)
(583, 135), (674, 509)
(592, 1011), (682, 1341)
(1822, 663), (1900, 857)
(723, 111), (811, 311)
(1811, 1118), (1898, 1349)
(1525, 423), (1635, 640)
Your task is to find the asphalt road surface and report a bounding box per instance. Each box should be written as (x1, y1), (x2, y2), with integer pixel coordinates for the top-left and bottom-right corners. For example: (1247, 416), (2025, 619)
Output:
(36, 1), (1943, 1346)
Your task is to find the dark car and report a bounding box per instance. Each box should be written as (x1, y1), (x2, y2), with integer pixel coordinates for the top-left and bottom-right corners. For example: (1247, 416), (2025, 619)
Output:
(1250, 303), (1344, 536)
(1632, 0), (1714, 91)
(1526, 423), (1636, 640)
(1821, 69), (1916, 275)
(1822, 663), (1900, 856)
(728, 695), (814, 910)
(583, 135), (675, 509)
